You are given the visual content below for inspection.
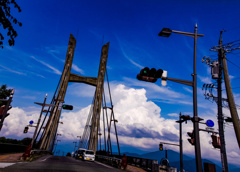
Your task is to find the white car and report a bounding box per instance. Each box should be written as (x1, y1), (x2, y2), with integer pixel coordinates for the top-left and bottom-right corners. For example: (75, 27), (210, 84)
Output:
(83, 150), (95, 161)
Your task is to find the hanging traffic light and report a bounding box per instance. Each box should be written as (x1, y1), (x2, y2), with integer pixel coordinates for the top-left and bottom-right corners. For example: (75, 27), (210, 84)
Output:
(159, 143), (163, 151)
(211, 135), (221, 149)
(23, 126), (29, 133)
(137, 67), (164, 83)
(62, 104), (73, 110)
(187, 131), (195, 145)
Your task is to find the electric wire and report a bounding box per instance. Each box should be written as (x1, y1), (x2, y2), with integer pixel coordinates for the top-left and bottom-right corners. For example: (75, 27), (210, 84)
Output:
(225, 58), (240, 70)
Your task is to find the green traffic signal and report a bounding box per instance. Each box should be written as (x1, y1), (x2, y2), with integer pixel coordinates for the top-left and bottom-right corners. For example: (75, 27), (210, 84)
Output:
(62, 104), (73, 110)
(137, 67), (164, 83)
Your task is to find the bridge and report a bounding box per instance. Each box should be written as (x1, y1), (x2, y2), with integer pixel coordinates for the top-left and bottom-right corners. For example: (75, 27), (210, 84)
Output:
(0, 34), (158, 171)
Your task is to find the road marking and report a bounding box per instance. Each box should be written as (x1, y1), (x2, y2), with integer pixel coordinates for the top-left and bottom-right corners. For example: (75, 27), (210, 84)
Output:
(0, 163), (15, 168)
(40, 155), (52, 162)
(94, 161), (114, 169)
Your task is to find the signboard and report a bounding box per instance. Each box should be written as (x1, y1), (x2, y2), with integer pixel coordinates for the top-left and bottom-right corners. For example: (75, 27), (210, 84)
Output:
(206, 126), (214, 131)
(29, 120), (34, 125)
(206, 120), (214, 127)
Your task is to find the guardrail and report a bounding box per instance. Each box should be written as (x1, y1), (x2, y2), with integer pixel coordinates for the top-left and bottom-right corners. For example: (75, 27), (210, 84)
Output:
(30, 149), (52, 155)
(95, 154), (159, 172)
(0, 143), (27, 153)
(96, 155), (122, 168)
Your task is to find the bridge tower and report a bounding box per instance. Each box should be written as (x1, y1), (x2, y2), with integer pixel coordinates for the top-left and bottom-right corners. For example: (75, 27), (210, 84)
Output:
(37, 34), (109, 153)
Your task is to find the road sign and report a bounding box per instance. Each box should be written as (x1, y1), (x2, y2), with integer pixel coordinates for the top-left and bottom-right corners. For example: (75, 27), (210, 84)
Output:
(206, 120), (214, 127)
(206, 127), (214, 131)
(29, 120), (34, 125)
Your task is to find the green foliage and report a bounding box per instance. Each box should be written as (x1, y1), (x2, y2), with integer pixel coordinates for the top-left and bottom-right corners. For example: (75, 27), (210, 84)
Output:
(0, 0), (22, 48)
(0, 137), (32, 145)
(0, 84), (12, 106)
(19, 137), (32, 145)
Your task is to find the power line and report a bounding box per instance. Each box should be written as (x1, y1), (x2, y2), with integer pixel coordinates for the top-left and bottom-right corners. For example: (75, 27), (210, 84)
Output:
(226, 58), (240, 70)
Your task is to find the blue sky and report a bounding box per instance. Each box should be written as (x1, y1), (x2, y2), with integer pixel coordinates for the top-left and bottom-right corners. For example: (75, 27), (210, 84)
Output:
(1, 0), (240, 167)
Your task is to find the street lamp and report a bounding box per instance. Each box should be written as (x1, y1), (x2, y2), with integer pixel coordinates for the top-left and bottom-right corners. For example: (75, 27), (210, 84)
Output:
(159, 24), (204, 172)
(73, 141), (77, 152)
(77, 136), (81, 147)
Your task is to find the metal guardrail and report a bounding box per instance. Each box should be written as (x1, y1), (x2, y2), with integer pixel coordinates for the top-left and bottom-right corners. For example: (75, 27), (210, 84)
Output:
(96, 155), (122, 168)
(127, 156), (158, 172)
(95, 155), (159, 172)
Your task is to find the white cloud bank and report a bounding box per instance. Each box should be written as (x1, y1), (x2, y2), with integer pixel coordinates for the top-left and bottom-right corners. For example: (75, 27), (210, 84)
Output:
(0, 84), (239, 166)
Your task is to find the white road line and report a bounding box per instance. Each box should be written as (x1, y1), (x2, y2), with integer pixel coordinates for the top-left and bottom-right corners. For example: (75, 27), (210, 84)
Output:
(40, 155), (52, 162)
(0, 163), (15, 168)
(94, 161), (114, 169)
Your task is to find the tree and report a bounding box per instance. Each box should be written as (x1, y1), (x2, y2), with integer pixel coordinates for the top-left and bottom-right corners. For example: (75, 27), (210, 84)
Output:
(0, 84), (12, 107)
(19, 137), (32, 145)
(0, 0), (22, 49)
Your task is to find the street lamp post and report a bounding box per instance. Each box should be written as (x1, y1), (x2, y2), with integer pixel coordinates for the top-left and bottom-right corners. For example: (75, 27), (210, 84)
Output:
(54, 140), (61, 154)
(77, 136), (81, 147)
(159, 24), (204, 172)
(73, 141), (77, 152)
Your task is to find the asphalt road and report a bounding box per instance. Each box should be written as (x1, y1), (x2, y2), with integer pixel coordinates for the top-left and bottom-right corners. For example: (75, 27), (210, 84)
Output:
(0, 155), (123, 172)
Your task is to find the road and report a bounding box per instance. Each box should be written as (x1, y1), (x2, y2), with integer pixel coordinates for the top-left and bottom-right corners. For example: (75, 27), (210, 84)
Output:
(0, 155), (123, 172)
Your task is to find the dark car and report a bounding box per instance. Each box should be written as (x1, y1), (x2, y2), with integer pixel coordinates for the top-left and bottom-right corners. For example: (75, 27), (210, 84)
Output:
(66, 152), (71, 157)
(76, 148), (86, 160)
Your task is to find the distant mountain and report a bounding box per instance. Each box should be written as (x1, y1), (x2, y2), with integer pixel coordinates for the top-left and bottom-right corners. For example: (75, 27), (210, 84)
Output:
(121, 152), (142, 158)
(140, 150), (193, 162)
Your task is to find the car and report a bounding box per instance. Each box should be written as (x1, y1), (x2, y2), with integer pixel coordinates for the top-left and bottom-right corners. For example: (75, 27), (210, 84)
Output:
(66, 152), (71, 157)
(75, 148), (86, 160)
(73, 150), (77, 158)
(83, 150), (95, 161)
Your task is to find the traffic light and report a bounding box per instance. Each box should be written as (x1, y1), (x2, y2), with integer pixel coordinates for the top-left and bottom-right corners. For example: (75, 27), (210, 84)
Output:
(211, 135), (221, 149)
(187, 131), (195, 145)
(137, 67), (163, 83)
(159, 143), (163, 151)
(62, 104), (73, 110)
(23, 126), (29, 133)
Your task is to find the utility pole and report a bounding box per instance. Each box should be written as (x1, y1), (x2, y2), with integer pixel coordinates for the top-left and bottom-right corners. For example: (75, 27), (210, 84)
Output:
(222, 44), (240, 149)
(217, 31), (229, 172)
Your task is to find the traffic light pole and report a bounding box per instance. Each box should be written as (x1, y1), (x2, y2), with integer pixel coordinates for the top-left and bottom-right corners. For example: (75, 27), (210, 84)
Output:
(159, 24), (203, 172)
(31, 94), (48, 148)
(192, 24), (203, 172)
(179, 113), (183, 172)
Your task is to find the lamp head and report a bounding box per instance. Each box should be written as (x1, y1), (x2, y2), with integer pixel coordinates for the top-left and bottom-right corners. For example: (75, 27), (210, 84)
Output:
(158, 28), (172, 37)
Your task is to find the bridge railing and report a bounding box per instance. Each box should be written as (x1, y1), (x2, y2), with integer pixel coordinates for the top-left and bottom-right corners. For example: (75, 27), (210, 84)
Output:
(95, 154), (159, 172)
(95, 155), (122, 168)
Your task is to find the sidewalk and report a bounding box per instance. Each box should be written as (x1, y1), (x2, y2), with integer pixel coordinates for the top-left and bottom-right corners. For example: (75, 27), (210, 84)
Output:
(126, 165), (147, 172)
(0, 153), (23, 162)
